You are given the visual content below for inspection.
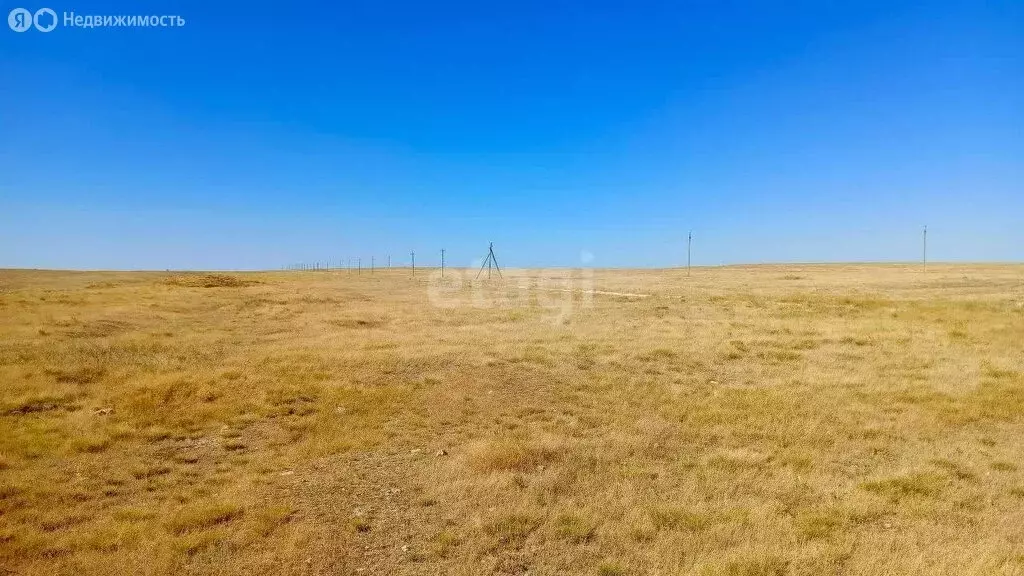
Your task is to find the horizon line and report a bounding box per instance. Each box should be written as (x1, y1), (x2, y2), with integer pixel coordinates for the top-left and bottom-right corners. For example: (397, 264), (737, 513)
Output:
(3, 261), (1023, 273)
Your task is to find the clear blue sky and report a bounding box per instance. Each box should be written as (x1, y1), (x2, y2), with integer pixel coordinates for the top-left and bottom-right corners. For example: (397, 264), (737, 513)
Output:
(1, 0), (1021, 269)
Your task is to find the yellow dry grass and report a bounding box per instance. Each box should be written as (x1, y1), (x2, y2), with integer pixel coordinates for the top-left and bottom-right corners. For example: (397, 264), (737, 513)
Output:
(0, 264), (1022, 575)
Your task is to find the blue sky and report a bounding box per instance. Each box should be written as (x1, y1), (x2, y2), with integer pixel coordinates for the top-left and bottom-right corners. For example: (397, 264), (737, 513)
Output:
(1, 0), (1021, 269)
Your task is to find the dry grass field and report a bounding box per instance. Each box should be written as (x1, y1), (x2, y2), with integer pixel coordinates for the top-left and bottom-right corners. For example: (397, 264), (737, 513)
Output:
(1, 264), (1023, 575)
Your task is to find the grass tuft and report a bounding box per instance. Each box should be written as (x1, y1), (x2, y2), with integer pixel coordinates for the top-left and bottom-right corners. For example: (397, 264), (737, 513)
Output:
(649, 507), (711, 532)
(165, 502), (244, 535)
(469, 438), (561, 473)
(555, 513), (598, 543)
(862, 473), (945, 501)
(482, 512), (540, 544)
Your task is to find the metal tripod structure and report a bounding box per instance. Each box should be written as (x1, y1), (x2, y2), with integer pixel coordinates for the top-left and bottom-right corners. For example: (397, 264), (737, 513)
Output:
(476, 242), (503, 280)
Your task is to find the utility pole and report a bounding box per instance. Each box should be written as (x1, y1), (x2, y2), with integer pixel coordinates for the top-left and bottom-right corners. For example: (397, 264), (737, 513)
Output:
(923, 225), (928, 273)
(358, 257), (361, 275)
(371, 256), (374, 274)
(687, 231), (692, 277)
(441, 248), (445, 278)
(411, 250), (415, 277)
(388, 255), (391, 269)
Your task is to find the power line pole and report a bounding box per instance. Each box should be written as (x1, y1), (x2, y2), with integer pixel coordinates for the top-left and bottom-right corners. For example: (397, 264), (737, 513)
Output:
(441, 248), (445, 278)
(411, 250), (415, 277)
(687, 231), (692, 277)
(371, 256), (374, 274)
(358, 257), (361, 275)
(388, 255), (391, 269)
(923, 225), (928, 273)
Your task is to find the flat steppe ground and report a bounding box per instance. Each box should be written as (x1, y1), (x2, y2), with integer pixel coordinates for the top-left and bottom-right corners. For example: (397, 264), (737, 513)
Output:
(1, 264), (1023, 575)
